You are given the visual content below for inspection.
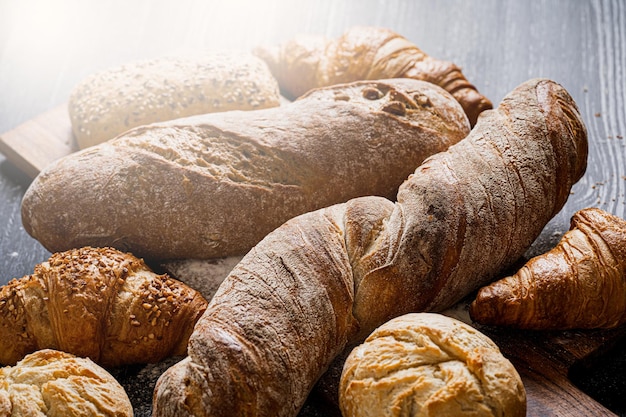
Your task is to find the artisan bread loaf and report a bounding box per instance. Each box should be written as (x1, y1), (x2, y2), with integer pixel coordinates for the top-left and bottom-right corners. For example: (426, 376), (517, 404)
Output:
(68, 52), (281, 148)
(339, 313), (526, 417)
(0, 246), (207, 367)
(152, 79), (587, 416)
(0, 349), (133, 417)
(23, 78), (470, 260)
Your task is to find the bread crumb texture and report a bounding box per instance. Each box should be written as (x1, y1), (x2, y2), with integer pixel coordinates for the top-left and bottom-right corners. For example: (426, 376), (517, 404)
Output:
(339, 313), (526, 417)
(0, 349), (133, 417)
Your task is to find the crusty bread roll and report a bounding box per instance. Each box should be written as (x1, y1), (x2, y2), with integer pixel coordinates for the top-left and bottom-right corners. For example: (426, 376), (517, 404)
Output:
(0, 349), (133, 417)
(68, 52), (281, 148)
(152, 79), (587, 416)
(0, 246), (207, 367)
(339, 313), (526, 417)
(23, 78), (470, 260)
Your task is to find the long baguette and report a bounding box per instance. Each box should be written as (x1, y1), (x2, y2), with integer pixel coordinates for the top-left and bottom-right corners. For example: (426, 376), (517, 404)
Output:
(152, 78), (588, 416)
(22, 78), (469, 260)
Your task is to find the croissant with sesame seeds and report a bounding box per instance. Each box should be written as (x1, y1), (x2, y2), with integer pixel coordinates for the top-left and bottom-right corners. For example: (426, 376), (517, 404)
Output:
(0, 246), (208, 367)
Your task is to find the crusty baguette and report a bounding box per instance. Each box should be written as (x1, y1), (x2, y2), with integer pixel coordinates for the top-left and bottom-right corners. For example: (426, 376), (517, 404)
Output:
(255, 26), (492, 126)
(152, 78), (587, 416)
(22, 78), (470, 260)
(339, 313), (526, 417)
(0, 349), (133, 417)
(470, 208), (626, 329)
(69, 52), (281, 149)
(0, 246), (207, 367)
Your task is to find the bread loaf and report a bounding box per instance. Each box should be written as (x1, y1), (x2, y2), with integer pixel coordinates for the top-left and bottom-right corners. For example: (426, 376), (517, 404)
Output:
(152, 78), (587, 416)
(23, 78), (470, 260)
(0, 246), (207, 367)
(255, 26), (492, 126)
(69, 52), (281, 148)
(339, 313), (526, 417)
(0, 349), (133, 417)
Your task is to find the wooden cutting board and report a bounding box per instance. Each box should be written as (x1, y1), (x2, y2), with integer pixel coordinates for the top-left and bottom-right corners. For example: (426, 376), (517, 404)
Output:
(1, 108), (624, 416)
(0, 104), (77, 178)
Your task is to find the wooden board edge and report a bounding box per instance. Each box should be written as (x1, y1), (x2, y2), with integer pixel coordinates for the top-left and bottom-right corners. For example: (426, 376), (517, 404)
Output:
(0, 104), (77, 179)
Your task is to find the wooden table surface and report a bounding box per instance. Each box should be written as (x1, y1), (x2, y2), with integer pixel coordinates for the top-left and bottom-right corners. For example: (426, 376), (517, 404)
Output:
(1, 0), (625, 416)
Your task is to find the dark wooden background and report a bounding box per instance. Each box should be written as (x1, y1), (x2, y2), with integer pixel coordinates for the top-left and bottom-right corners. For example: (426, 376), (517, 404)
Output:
(1, 0), (625, 416)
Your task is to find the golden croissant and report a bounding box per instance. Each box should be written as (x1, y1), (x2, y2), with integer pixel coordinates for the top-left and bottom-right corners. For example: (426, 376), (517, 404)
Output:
(255, 25), (492, 125)
(470, 208), (626, 329)
(0, 246), (208, 367)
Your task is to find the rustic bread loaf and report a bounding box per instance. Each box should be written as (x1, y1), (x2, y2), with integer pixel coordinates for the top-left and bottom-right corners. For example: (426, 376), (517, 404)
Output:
(0, 246), (207, 367)
(23, 78), (470, 260)
(339, 313), (526, 417)
(152, 79), (587, 416)
(0, 349), (133, 417)
(68, 52), (281, 149)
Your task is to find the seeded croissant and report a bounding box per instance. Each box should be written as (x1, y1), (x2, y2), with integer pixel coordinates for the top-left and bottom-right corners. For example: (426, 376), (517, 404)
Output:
(0, 246), (208, 367)
(470, 208), (626, 330)
(255, 26), (492, 125)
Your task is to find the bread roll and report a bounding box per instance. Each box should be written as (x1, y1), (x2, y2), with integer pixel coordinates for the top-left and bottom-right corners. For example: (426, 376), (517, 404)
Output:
(68, 52), (281, 148)
(0, 349), (133, 417)
(0, 246), (207, 367)
(340, 313), (526, 417)
(23, 78), (470, 260)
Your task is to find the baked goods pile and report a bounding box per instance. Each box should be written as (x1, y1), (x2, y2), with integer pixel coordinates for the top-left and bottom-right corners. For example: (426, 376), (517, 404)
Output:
(151, 76), (585, 417)
(3, 24), (619, 417)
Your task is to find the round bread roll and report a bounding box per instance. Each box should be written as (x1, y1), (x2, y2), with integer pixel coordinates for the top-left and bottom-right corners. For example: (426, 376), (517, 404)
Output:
(0, 349), (133, 417)
(68, 51), (281, 149)
(339, 313), (526, 417)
